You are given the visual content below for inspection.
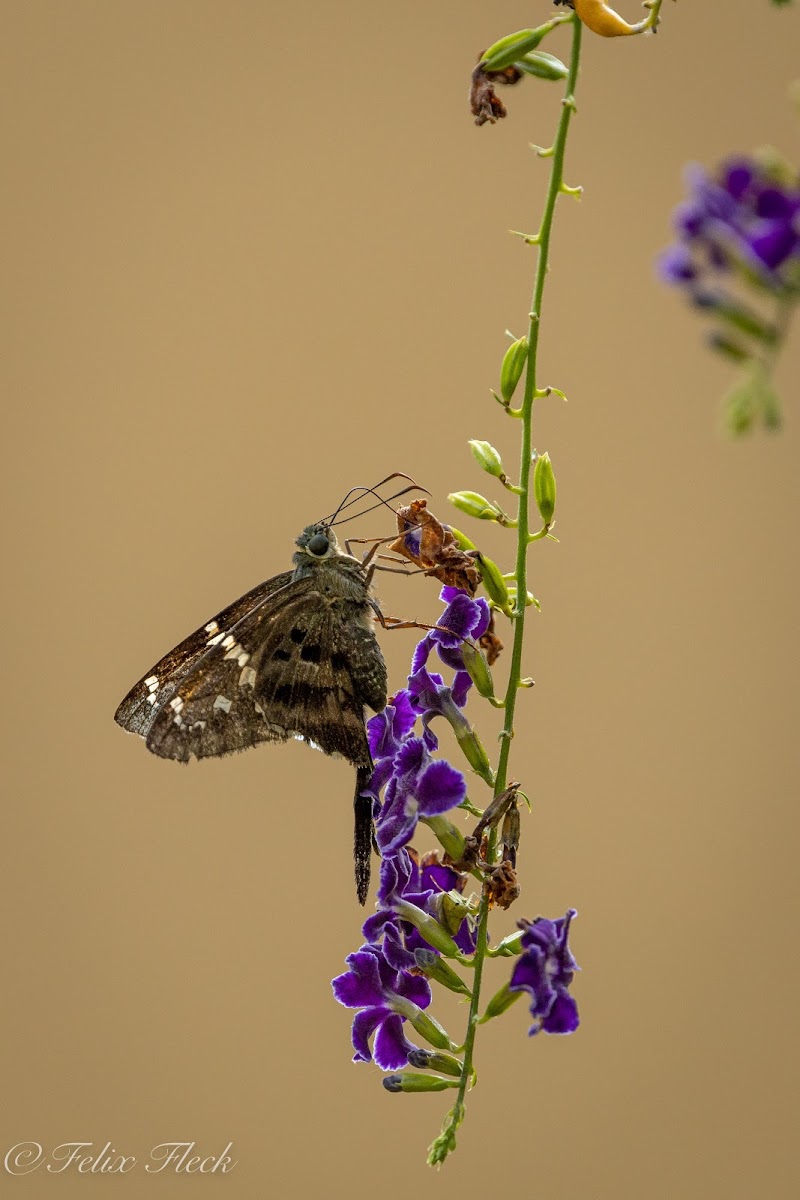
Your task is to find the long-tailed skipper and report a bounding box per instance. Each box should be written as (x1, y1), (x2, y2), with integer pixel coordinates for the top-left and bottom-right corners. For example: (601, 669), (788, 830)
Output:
(113, 482), (418, 904)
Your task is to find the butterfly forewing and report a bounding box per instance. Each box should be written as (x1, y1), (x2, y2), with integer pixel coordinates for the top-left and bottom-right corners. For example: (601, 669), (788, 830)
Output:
(114, 524), (389, 903)
(114, 572), (293, 738)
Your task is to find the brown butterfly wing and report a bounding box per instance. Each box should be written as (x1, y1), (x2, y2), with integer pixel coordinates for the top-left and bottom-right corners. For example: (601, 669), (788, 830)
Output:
(114, 572), (293, 739)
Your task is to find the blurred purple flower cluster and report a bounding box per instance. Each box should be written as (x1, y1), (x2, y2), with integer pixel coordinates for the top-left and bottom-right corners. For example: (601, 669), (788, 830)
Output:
(659, 154), (799, 432)
(659, 157), (800, 292)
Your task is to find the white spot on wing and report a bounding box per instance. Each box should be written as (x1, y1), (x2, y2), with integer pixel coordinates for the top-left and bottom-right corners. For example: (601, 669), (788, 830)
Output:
(223, 640), (249, 667)
(207, 632), (225, 646)
(205, 620), (219, 635)
(213, 694), (232, 713)
(239, 666), (256, 689)
(169, 696), (184, 713)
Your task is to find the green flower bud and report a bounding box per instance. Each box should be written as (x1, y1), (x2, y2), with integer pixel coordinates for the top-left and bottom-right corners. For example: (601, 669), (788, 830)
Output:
(468, 439), (506, 480)
(414, 949), (472, 997)
(515, 50), (569, 81)
(500, 336), (528, 403)
(421, 815), (466, 863)
(406, 1048), (465, 1078)
(700, 295), (778, 345)
(533, 451), (556, 526)
(707, 330), (750, 363)
(460, 640), (496, 701)
(448, 491), (503, 522)
(488, 930), (525, 958)
(383, 1072), (459, 1093)
(448, 526), (477, 551)
(481, 982), (523, 1022)
(474, 551), (513, 616)
(394, 899), (463, 958)
(480, 26), (550, 72)
(453, 723), (494, 784)
(404, 1007), (456, 1051)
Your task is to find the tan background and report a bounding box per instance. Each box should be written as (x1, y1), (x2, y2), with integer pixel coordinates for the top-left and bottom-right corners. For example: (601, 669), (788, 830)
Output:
(2, 1), (799, 1196)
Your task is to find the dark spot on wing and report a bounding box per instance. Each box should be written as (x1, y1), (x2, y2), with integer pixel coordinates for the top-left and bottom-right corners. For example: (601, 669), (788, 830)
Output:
(290, 628), (307, 644)
(273, 648), (291, 661)
(300, 643), (321, 664)
(331, 651), (348, 671)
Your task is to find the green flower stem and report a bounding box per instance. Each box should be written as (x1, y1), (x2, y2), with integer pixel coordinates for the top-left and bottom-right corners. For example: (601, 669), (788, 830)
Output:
(497, 12), (582, 801)
(429, 15), (583, 1167)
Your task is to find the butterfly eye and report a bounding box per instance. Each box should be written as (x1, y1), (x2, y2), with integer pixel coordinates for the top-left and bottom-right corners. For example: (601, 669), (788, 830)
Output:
(307, 532), (330, 556)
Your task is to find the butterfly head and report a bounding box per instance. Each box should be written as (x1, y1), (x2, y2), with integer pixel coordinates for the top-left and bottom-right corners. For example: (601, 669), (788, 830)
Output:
(294, 523), (339, 562)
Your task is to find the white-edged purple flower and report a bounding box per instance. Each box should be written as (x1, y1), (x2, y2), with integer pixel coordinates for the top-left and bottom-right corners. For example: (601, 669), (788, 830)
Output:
(412, 587), (492, 679)
(363, 847), (477, 963)
(331, 942), (432, 1070)
(375, 736), (466, 856)
(509, 910), (580, 1036)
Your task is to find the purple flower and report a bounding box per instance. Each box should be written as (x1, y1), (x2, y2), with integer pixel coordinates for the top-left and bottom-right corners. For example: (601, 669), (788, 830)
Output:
(509, 910), (580, 1036)
(412, 587), (491, 677)
(363, 847), (477, 960)
(657, 244), (698, 285)
(659, 155), (800, 293)
(375, 736), (466, 856)
(367, 690), (416, 762)
(331, 942), (432, 1070)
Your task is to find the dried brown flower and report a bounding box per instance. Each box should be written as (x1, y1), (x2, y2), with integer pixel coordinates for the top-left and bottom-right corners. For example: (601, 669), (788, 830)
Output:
(390, 499), (481, 595)
(469, 60), (523, 127)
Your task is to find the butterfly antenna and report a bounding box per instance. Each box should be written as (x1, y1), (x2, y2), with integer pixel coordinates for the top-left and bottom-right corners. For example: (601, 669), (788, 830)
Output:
(329, 484), (425, 528)
(324, 473), (427, 523)
(325, 473), (429, 527)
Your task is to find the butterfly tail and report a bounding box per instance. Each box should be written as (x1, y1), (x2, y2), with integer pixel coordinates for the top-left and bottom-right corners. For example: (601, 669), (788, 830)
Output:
(354, 767), (374, 905)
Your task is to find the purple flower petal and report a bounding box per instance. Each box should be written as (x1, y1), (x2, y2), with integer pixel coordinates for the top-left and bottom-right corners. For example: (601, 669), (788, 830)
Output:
(332, 949), (387, 1008)
(747, 221), (797, 271)
(367, 690), (416, 760)
(439, 585), (467, 603)
(658, 245), (698, 285)
(394, 737), (427, 779)
(541, 990), (580, 1035)
(375, 797), (418, 856)
(436, 594), (482, 646)
(373, 1013), (417, 1070)
(451, 670), (473, 708)
(392, 970), (432, 1009)
(382, 923), (416, 972)
(351, 1006), (387, 1061)
(410, 634), (434, 674)
(720, 159), (755, 201)
(672, 201), (706, 239)
(472, 597), (491, 640)
(510, 951), (552, 1004)
(754, 187), (796, 221)
(362, 908), (396, 944)
(416, 759), (467, 816)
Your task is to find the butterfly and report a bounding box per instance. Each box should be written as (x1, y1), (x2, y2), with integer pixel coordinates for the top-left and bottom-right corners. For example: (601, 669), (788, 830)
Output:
(114, 479), (422, 904)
